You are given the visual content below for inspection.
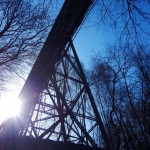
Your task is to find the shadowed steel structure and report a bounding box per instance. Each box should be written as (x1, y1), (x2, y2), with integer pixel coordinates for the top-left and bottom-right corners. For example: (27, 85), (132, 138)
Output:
(0, 0), (109, 149)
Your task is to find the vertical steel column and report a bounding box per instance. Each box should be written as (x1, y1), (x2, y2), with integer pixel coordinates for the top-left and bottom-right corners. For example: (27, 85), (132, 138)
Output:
(69, 40), (109, 149)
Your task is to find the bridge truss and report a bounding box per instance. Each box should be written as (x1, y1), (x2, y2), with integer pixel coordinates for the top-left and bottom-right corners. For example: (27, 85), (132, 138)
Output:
(20, 40), (104, 148)
(0, 0), (109, 149)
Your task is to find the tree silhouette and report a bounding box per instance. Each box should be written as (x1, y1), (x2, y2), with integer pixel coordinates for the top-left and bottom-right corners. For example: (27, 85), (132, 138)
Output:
(89, 43), (150, 149)
(0, 0), (54, 91)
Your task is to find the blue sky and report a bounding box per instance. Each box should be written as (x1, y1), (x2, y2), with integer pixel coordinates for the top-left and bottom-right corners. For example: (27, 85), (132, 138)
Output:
(74, 22), (115, 69)
(73, 9), (116, 69)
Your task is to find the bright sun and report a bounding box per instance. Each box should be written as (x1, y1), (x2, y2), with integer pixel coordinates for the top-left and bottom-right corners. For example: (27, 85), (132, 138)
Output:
(0, 93), (22, 123)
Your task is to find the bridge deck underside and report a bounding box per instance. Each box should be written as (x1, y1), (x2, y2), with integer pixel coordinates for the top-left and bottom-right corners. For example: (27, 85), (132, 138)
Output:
(4, 137), (103, 150)
(20, 0), (93, 102)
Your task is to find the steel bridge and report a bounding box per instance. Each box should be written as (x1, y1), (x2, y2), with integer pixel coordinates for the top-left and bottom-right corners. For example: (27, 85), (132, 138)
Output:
(0, 0), (109, 149)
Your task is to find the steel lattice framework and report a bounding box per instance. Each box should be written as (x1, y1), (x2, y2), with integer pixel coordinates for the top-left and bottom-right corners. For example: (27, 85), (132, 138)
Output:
(20, 41), (104, 148)
(0, 0), (109, 149)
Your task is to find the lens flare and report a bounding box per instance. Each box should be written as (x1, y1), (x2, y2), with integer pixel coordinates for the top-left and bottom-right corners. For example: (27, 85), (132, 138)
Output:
(0, 94), (22, 123)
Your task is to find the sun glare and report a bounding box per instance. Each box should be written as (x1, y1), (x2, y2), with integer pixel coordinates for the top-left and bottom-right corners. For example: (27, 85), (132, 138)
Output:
(0, 93), (22, 123)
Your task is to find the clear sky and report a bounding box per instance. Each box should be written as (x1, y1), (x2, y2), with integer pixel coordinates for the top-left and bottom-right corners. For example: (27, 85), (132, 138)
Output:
(74, 16), (117, 70)
(74, 21), (115, 69)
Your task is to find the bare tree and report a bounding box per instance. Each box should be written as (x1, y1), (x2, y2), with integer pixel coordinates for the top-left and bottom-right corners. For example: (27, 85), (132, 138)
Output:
(0, 0), (55, 91)
(89, 43), (150, 149)
(94, 0), (150, 44)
